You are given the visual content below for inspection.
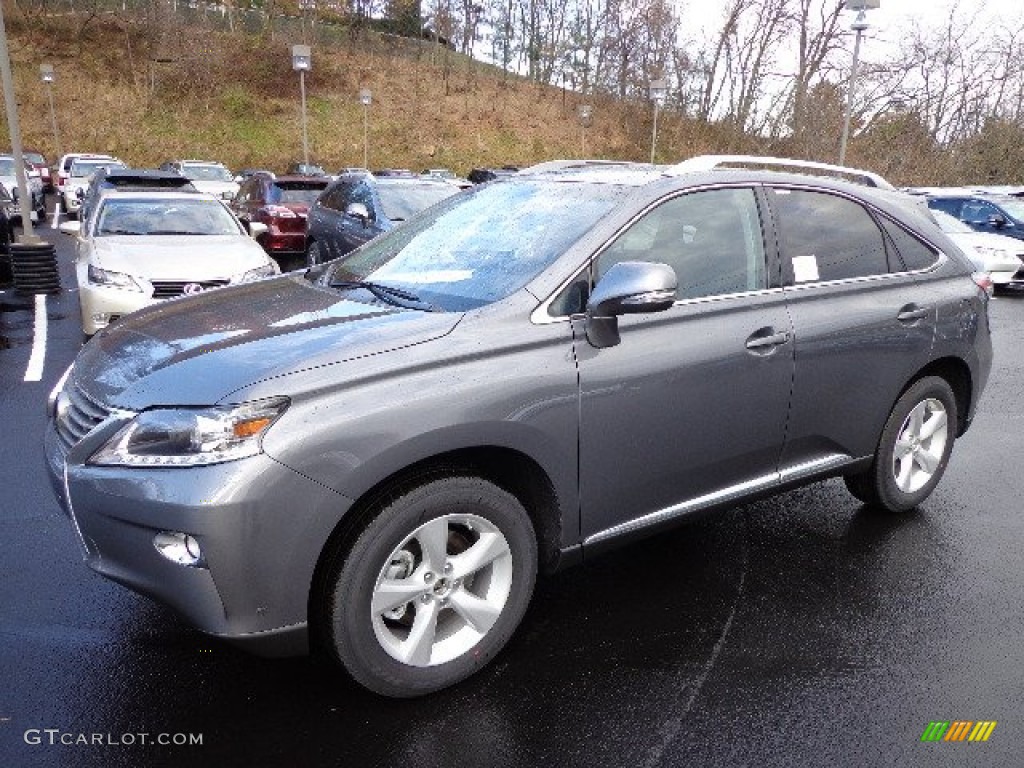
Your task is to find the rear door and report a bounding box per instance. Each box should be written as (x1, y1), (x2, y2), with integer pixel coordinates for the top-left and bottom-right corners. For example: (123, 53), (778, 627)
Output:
(767, 186), (938, 470)
(574, 186), (795, 542)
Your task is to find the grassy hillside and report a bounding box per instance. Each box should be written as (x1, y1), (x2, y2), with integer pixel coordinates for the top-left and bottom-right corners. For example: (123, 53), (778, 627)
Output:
(2, 9), (748, 174)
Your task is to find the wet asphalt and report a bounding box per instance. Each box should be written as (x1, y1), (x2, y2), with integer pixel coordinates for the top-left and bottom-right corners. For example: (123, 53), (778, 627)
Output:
(1, 221), (1022, 768)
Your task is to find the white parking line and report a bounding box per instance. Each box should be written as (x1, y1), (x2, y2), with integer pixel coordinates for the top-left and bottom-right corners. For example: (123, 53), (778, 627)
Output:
(24, 294), (48, 383)
(51, 201), (61, 228)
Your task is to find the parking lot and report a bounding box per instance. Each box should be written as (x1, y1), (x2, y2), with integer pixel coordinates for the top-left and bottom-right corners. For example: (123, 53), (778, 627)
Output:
(2, 217), (1024, 767)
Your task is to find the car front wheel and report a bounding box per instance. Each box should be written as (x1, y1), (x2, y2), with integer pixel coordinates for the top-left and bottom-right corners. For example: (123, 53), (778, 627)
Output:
(323, 476), (537, 697)
(305, 239), (323, 268)
(844, 376), (957, 512)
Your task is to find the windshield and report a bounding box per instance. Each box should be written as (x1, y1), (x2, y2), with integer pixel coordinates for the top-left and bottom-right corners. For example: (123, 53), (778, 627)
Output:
(269, 181), (329, 205)
(931, 209), (973, 234)
(377, 183), (459, 221)
(71, 160), (124, 178)
(0, 158), (16, 176)
(96, 198), (242, 236)
(328, 179), (623, 311)
(182, 164), (234, 182)
(24, 153), (45, 165)
(996, 199), (1024, 220)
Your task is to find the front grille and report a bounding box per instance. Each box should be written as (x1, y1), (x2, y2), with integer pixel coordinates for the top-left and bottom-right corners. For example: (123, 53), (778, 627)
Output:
(55, 384), (112, 452)
(151, 279), (230, 299)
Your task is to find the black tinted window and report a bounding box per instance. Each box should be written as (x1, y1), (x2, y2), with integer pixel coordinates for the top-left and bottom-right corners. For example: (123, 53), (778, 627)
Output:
(879, 217), (939, 271)
(596, 187), (766, 300)
(771, 189), (889, 282)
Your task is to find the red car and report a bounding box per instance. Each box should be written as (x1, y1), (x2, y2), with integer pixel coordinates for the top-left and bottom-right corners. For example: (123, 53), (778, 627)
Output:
(23, 149), (53, 192)
(230, 173), (331, 269)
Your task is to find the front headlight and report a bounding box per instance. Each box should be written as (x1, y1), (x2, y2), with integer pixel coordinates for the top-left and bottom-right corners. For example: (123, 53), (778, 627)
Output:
(90, 397), (289, 467)
(88, 264), (143, 291)
(240, 263), (280, 282)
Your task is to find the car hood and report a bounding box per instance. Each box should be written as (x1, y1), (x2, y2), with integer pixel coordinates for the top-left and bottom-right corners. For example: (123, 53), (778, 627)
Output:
(191, 180), (239, 197)
(71, 274), (461, 409)
(91, 235), (271, 279)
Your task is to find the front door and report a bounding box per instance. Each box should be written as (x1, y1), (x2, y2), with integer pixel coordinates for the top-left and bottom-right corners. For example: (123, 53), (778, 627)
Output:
(574, 186), (794, 542)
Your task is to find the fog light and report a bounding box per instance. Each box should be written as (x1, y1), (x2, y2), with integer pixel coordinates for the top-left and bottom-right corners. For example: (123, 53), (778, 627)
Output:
(154, 531), (205, 567)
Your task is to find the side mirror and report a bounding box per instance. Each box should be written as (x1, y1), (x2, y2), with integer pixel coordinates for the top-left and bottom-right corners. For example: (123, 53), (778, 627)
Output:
(249, 221), (269, 238)
(75, 187), (85, 200)
(345, 202), (371, 225)
(59, 221), (81, 236)
(585, 261), (677, 348)
(989, 213), (1009, 228)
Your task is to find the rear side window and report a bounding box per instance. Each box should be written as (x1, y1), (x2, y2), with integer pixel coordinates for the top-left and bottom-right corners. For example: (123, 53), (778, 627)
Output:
(878, 217), (939, 271)
(770, 188), (889, 282)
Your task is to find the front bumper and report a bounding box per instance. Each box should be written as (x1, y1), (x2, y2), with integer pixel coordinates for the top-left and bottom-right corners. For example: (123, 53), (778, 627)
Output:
(44, 415), (354, 656)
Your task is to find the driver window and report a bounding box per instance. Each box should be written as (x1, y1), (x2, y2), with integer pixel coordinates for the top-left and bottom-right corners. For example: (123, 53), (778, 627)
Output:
(596, 187), (766, 300)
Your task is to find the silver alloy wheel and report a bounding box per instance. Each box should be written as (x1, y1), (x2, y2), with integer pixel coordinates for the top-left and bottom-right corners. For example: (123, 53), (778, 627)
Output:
(892, 397), (949, 494)
(371, 513), (514, 667)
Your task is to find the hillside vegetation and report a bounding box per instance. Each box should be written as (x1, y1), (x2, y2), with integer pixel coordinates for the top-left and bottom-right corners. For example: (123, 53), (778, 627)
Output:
(6, 4), (1014, 187)
(2, 8), (757, 175)
(2, 7), (745, 176)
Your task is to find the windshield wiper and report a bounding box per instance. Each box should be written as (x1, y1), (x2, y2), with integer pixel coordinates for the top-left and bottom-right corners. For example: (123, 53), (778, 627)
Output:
(329, 279), (440, 312)
(147, 230), (210, 235)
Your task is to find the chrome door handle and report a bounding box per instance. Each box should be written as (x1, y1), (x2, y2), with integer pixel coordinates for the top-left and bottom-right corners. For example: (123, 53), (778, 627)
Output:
(745, 331), (791, 350)
(897, 306), (931, 322)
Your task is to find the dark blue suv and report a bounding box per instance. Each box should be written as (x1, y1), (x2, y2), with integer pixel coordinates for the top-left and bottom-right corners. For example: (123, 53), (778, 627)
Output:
(304, 173), (457, 266)
(927, 194), (1024, 241)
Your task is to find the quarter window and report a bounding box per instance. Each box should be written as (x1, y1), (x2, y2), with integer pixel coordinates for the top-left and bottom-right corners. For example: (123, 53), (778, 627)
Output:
(770, 189), (889, 282)
(879, 217), (939, 271)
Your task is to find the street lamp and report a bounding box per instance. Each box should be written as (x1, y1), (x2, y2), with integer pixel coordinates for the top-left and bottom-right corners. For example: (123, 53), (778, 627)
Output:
(360, 88), (372, 170)
(292, 44), (312, 167)
(39, 64), (62, 159)
(578, 104), (592, 158)
(649, 78), (668, 165)
(839, 0), (880, 166)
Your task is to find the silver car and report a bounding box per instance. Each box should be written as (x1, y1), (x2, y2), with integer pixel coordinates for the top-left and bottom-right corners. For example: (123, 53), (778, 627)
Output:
(45, 157), (993, 697)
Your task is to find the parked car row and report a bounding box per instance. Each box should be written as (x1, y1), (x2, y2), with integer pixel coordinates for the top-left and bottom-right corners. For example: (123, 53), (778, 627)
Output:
(906, 186), (1024, 289)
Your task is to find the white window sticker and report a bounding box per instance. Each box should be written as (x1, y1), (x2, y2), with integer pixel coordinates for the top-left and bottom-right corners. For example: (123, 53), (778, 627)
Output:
(792, 255), (819, 283)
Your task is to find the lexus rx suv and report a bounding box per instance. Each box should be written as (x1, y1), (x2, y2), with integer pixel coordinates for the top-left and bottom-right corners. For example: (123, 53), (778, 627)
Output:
(46, 157), (992, 698)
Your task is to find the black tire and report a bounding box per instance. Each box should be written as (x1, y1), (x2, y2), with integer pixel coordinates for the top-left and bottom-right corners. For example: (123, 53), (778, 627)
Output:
(323, 476), (537, 697)
(305, 239), (323, 268)
(844, 376), (957, 513)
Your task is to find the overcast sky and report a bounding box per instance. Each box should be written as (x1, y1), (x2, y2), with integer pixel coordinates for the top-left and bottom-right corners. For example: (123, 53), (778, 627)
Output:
(681, 0), (1022, 59)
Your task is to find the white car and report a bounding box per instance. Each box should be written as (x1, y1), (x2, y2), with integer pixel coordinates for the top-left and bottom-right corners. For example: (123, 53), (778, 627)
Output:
(61, 155), (125, 217)
(930, 209), (1024, 286)
(163, 160), (239, 199)
(59, 191), (278, 336)
(0, 154), (45, 224)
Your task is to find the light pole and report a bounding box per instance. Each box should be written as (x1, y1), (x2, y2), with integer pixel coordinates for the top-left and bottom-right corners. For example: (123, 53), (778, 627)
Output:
(649, 78), (668, 165)
(292, 44), (312, 167)
(40, 64), (62, 159)
(360, 88), (372, 170)
(0, 3), (37, 242)
(578, 104), (592, 158)
(839, 0), (879, 166)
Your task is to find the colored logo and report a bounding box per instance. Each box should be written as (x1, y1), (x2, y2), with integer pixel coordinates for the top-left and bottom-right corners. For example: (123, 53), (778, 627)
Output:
(921, 721), (997, 742)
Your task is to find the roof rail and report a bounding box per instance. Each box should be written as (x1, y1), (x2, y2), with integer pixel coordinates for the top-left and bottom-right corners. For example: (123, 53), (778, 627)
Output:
(668, 154), (895, 190)
(521, 159), (654, 174)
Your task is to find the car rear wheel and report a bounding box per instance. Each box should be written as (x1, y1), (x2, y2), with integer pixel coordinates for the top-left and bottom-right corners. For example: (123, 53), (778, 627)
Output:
(323, 476), (537, 697)
(844, 376), (957, 513)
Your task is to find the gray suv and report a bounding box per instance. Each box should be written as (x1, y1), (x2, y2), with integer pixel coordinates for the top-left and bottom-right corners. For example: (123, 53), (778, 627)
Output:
(45, 158), (992, 697)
